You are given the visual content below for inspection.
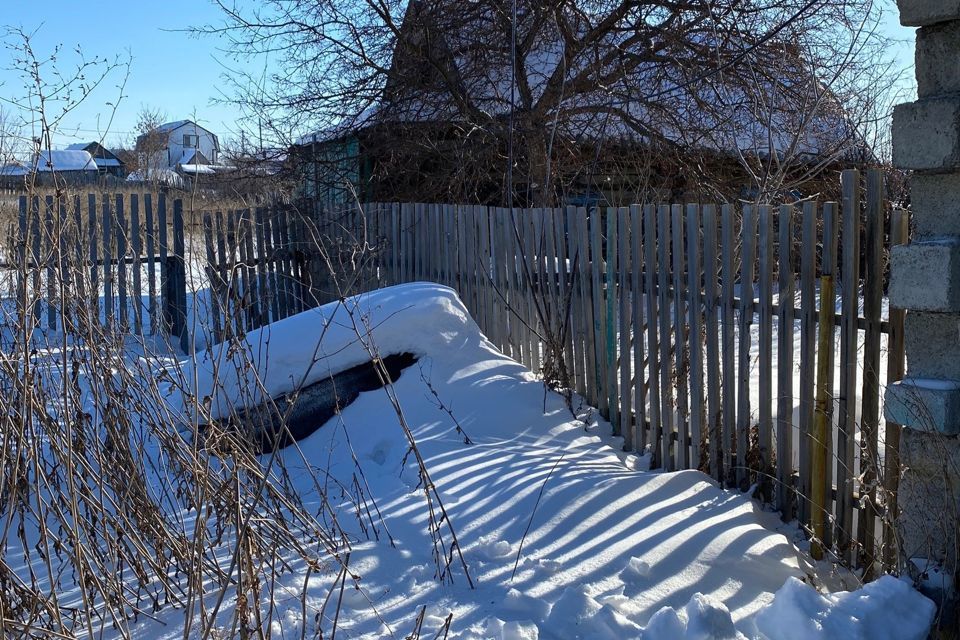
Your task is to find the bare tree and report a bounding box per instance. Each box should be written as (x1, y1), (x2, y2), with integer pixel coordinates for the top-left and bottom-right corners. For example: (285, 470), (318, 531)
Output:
(203, 0), (896, 206)
(130, 104), (171, 182)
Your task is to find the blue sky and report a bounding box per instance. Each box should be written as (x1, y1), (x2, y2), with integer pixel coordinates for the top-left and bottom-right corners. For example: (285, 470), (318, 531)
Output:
(0, 1), (920, 152)
(0, 0), (246, 149)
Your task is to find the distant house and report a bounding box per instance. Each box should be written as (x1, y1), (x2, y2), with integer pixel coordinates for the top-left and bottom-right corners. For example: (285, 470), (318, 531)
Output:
(34, 149), (99, 175)
(65, 142), (126, 177)
(136, 120), (221, 179)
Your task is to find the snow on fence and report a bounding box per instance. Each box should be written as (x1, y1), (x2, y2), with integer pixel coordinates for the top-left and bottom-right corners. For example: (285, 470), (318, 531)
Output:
(5, 193), (188, 347)
(196, 168), (906, 573)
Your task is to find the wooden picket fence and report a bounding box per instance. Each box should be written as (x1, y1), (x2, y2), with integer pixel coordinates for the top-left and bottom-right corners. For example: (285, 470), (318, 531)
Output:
(302, 168), (900, 572)
(7, 193), (188, 348)
(193, 168), (905, 571)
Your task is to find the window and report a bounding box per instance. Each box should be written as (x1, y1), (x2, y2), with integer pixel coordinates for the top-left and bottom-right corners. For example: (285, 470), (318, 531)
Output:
(183, 134), (199, 148)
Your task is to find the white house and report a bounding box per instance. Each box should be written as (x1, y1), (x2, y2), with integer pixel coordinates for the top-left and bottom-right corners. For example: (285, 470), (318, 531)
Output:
(136, 120), (220, 177)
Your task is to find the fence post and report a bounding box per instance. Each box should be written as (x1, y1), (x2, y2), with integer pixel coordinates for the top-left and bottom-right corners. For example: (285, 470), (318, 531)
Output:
(163, 199), (189, 352)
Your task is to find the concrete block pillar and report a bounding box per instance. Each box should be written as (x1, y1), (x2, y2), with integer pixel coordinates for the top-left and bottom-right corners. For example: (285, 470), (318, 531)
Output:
(888, 0), (960, 590)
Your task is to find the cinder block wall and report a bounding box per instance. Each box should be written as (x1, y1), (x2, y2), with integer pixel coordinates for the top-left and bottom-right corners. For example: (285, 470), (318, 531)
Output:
(887, 0), (960, 579)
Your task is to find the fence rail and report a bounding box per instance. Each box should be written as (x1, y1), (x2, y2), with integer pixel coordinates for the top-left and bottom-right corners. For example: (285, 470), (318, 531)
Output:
(292, 169), (904, 573)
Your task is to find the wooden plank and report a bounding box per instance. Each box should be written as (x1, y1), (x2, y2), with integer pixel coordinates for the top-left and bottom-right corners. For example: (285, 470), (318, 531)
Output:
(271, 207), (290, 318)
(590, 208), (608, 417)
(526, 208), (542, 372)
(45, 196), (56, 330)
(797, 201), (818, 526)
(657, 204), (674, 470)
(130, 195), (143, 334)
(837, 170), (861, 563)
(89, 194), (100, 323)
(222, 210), (240, 336)
(546, 208), (562, 369)
(672, 204), (689, 469)
(501, 207), (516, 361)
(71, 195), (85, 309)
(777, 204), (796, 519)
(577, 207), (596, 405)
(489, 207), (504, 353)
(857, 169), (884, 576)
(390, 203), (400, 285)
(811, 201), (840, 560)
(57, 197), (68, 329)
(398, 203), (408, 283)
(242, 209), (260, 327)
(455, 205), (467, 313)
(882, 208), (909, 572)
(687, 204), (704, 471)
(720, 204), (736, 486)
(15, 196), (26, 327)
(203, 212), (223, 343)
(116, 194), (129, 332)
(144, 194), (156, 334)
(504, 207), (522, 364)
(630, 204), (646, 454)
(556, 207), (574, 383)
(157, 193), (169, 335)
(281, 207), (300, 314)
(446, 204), (456, 289)
(480, 206), (495, 342)
(407, 203), (416, 281)
(170, 199), (188, 352)
(703, 205), (722, 481)
(102, 195), (114, 329)
(758, 204), (774, 498)
(505, 207), (520, 358)
(289, 207), (307, 311)
(737, 204), (758, 490)
(253, 207), (271, 326)
(644, 205), (662, 469)
(618, 207), (632, 448)
(605, 207), (618, 430)
(236, 210), (252, 331)
(214, 211), (231, 335)
(566, 206), (587, 397)
(533, 208), (549, 367)
(465, 206), (478, 320)
(418, 203), (427, 283)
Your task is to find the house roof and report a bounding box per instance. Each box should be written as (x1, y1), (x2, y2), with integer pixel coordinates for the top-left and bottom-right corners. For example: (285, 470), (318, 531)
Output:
(178, 148), (214, 165)
(155, 120), (192, 133)
(0, 162), (28, 176)
(65, 141), (125, 167)
(34, 150), (98, 172)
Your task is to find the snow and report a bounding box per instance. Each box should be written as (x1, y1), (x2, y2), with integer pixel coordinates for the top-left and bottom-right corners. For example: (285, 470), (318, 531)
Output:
(33, 149), (98, 172)
(754, 576), (935, 640)
(141, 283), (935, 638)
(178, 162), (216, 174)
(899, 377), (960, 391)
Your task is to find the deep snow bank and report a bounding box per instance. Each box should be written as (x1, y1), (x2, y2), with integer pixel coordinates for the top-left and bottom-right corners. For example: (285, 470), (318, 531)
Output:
(147, 283), (932, 639)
